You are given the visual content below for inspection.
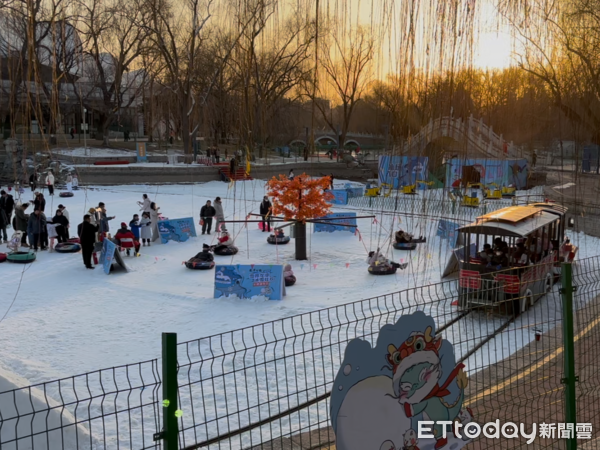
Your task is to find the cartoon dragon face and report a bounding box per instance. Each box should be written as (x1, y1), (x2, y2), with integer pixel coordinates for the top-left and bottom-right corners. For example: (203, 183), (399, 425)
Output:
(387, 326), (442, 404)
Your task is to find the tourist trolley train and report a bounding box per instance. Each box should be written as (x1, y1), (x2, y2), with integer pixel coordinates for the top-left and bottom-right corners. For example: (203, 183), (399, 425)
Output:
(454, 203), (577, 314)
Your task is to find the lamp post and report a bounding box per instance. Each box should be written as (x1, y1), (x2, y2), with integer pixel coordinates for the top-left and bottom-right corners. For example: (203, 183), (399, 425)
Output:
(83, 108), (88, 156)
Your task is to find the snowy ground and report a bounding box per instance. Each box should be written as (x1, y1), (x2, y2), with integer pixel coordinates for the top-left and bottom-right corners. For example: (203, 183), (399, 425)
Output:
(0, 181), (598, 386)
(1, 180), (600, 449)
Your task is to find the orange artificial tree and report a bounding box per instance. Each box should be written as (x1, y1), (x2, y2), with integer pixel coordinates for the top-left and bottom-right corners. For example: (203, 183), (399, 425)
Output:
(267, 174), (334, 260)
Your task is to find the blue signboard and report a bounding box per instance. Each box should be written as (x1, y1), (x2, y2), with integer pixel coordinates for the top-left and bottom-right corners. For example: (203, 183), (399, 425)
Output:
(136, 142), (148, 163)
(444, 158), (528, 189)
(314, 213), (357, 233)
(378, 156), (429, 189)
(345, 187), (364, 198)
(158, 217), (197, 244)
(214, 264), (285, 300)
(437, 219), (461, 248)
(101, 239), (117, 275)
(327, 190), (348, 205)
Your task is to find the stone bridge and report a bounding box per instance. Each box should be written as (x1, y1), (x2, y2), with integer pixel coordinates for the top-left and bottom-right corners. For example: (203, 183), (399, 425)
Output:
(289, 116), (525, 166)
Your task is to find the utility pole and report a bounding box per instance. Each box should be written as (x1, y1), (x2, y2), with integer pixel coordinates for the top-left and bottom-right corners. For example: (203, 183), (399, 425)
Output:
(83, 108), (88, 156)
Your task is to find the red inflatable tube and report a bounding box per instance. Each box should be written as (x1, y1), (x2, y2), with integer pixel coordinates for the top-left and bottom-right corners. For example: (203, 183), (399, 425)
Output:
(0, 253), (6, 263)
(93, 161), (130, 165)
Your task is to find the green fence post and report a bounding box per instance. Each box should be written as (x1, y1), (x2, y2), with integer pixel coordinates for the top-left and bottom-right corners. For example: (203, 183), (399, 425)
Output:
(560, 263), (577, 450)
(162, 332), (179, 450)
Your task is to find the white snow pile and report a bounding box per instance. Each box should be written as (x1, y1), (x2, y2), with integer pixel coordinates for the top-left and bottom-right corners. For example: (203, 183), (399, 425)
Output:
(52, 147), (135, 157)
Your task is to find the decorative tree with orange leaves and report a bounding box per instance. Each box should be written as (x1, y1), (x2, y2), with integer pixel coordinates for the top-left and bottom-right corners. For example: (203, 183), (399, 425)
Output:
(267, 173), (334, 260)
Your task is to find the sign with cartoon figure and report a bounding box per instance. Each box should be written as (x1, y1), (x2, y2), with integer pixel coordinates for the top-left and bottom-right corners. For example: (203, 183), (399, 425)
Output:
(158, 217), (197, 244)
(214, 264), (286, 300)
(331, 311), (473, 450)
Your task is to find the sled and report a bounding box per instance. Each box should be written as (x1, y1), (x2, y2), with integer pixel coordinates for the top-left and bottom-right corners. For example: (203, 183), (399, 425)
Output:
(185, 259), (215, 270)
(393, 242), (417, 250)
(55, 242), (82, 253)
(7, 251), (36, 263)
(59, 192), (74, 198)
(368, 262), (408, 275)
(285, 275), (296, 286)
(267, 235), (291, 245)
(213, 245), (239, 256)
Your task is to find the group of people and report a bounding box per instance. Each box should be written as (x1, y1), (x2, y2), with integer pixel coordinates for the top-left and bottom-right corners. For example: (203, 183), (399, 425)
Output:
(199, 197), (226, 235)
(28, 169), (58, 196)
(476, 235), (563, 270)
(7, 195), (72, 251)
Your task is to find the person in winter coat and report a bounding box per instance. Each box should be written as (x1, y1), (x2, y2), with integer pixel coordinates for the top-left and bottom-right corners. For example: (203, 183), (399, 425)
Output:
(13, 203), (30, 245)
(29, 171), (38, 192)
(288, 169), (294, 180)
(328, 173), (334, 190)
(139, 211), (152, 246)
(229, 157), (237, 178)
(0, 189), (15, 221)
(194, 244), (214, 262)
(150, 202), (160, 242)
(34, 192), (46, 213)
(367, 248), (391, 268)
(200, 200), (216, 235)
(259, 196), (272, 232)
(129, 214), (141, 240)
(0, 189), (14, 242)
(138, 194), (152, 215)
(97, 202), (115, 238)
(46, 221), (59, 251)
(214, 197), (225, 232)
(58, 204), (70, 238)
(115, 222), (140, 255)
(51, 209), (69, 243)
(72, 174), (79, 189)
(27, 209), (47, 250)
(395, 229), (413, 244)
(0, 205), (8, 243)
(213, 230), (233, 253)
(78, 214), (99, 269)
(45, 170), (55, 196)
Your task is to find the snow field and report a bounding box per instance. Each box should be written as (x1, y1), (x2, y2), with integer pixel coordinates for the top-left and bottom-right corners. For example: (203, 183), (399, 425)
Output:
(0, 180), (599, 449)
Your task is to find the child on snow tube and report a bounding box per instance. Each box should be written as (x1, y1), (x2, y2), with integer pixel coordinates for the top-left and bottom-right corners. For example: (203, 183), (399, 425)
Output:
(213, 230), (234, 253)
(284, 263), (296, 286)
(367, 248), (401, 270)
(193, 244), (214, 262)
(395, 229), (413, 244)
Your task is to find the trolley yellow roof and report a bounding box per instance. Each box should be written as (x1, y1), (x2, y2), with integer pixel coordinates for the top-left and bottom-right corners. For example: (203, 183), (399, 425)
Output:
(476, 206), (542, 224)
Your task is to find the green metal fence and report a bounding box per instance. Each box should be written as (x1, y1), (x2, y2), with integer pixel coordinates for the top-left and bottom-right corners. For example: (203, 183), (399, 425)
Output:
(1, 257), (599, 449)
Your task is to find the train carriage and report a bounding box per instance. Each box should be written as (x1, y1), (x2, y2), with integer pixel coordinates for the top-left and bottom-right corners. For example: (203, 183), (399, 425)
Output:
(452, 203), (577, 314)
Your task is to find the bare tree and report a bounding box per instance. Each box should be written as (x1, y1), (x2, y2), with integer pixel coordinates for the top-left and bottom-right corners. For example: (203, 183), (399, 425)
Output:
(303, 24), (374, 155)
(74, 0), (150, 145)
(506, 0), (600, 143)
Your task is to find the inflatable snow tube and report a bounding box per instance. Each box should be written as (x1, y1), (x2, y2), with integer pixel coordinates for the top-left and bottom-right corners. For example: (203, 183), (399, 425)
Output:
(59, 192), (74, 198)
(393, 242), (417, 250)
(185, 259), (215, 270)
(0, 253), (6, 263)
(55, 242), (82, 253)
(68, 237), (80, 244)
(214, 245), (239, 256)
(368, 265), (397, 275)
(285, 275), (296, 286)
(7, 251), (36, 264)
(267, 236), (291, 245)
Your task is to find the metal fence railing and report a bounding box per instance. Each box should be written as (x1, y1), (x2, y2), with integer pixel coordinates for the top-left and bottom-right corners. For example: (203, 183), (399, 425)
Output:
(1, 255), (599, 449)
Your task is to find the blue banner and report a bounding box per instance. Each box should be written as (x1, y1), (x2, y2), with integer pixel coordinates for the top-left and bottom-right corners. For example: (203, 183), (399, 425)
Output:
(444, 158), (528, 189)
(345, 187), (363, 198)
(437, 219), (461, 248)
(327, 190), (348, 205)
(314, 213), (357, 233)
(378, 156), (429, 188)
(101, 239), (117, 275)
(214, 264), (285, 300)
(136, 142), (148, 163)
(158, 217), (197, 244)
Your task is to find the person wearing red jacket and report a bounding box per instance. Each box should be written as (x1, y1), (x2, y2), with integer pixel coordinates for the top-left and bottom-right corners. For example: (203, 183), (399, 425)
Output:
(114, 222), (140, 255)
(213, 230), (233, 253)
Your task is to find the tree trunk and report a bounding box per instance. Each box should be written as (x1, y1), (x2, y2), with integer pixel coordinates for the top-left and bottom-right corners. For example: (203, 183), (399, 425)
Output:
(180, 91), (191, 157)
(294, 221), (307, 260)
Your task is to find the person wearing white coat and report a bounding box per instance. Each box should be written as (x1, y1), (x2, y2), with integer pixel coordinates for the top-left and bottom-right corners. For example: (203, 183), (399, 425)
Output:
(150, 203), (160, 242)
(66, 174), (73, 192)
(46, 171), (55, 196)
(138, 194), (152, 215)
(140, 212), (152, 246)
(214, 197), (225, 232)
